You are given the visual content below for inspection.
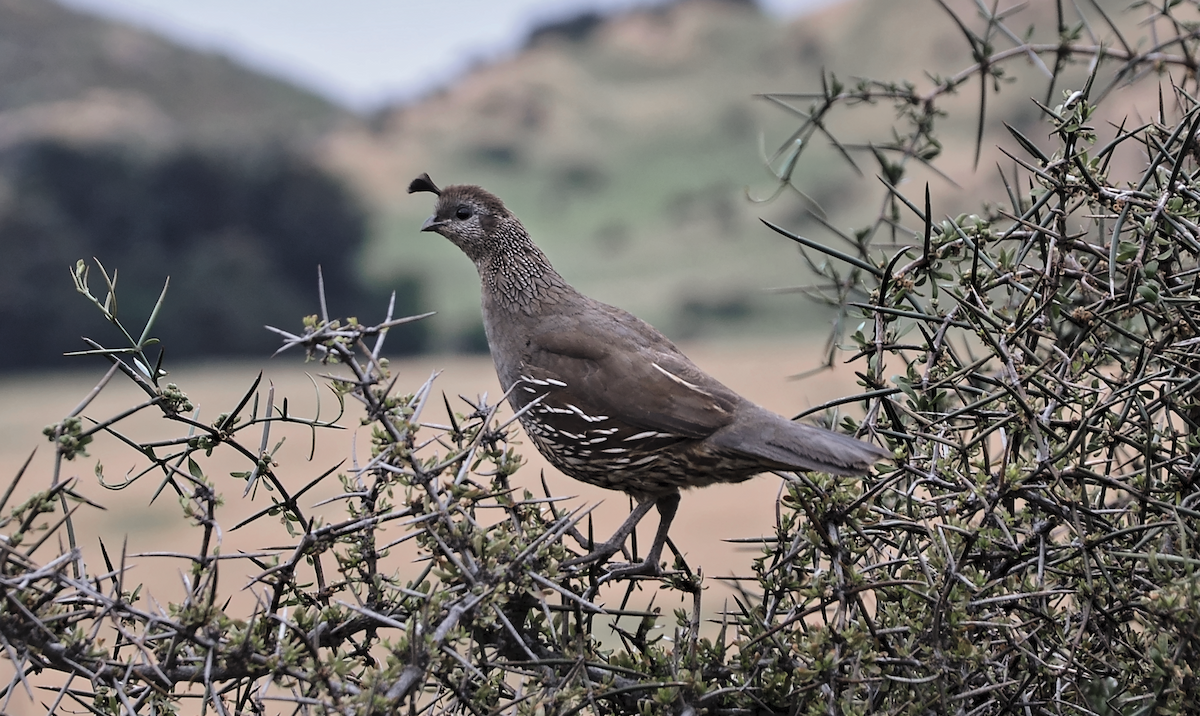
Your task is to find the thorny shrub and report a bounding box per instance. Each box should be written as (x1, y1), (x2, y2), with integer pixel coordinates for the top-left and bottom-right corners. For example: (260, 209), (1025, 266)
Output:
(3, 1), (1200, 714)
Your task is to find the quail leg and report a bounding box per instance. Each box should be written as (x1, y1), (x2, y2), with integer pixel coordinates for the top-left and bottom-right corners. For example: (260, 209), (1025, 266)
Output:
(563, 492), (681, 579)
(601, 492), (680, 580)
(562, 497), (656, 567)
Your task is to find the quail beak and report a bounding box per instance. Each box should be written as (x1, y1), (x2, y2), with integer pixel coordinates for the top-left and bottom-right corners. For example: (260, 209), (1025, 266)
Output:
(420, 215), (447, 232)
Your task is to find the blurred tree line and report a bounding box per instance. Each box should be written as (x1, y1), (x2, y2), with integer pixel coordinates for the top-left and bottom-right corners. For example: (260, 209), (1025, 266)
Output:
(0, 141), (427, 370)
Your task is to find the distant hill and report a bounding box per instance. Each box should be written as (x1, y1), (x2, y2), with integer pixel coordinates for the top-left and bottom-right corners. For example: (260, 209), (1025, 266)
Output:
(0, 0), (412, 370)
(322, 0), (836, 350)
(0, 0), (1148, 364)
(0, 0), (349, 149)
(318, 0), (1132, 351)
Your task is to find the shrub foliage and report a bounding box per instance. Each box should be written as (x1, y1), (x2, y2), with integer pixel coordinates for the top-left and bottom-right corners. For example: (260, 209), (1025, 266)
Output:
(3, 1), (1200, 714)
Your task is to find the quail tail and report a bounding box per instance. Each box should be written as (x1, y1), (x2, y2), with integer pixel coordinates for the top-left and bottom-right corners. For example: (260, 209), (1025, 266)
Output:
(708, 406), (889, 477)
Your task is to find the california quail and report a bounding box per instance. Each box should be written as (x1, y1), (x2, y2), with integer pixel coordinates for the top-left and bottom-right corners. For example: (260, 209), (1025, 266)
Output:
(409, 173), (888, 577)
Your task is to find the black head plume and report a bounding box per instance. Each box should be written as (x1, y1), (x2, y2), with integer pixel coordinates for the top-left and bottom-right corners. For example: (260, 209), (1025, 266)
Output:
(407, 173), (442, 196)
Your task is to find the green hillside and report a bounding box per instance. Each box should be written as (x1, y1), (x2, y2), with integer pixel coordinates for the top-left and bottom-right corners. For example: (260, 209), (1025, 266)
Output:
(324, 0), (824, 349)
(320, 0), (1128, 350)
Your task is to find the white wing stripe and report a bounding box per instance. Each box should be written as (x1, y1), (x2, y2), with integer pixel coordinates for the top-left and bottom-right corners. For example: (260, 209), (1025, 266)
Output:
(651, 362), (714, 398)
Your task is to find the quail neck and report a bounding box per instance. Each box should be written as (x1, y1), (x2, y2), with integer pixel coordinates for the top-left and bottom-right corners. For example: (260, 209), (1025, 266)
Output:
(419, 183), (573, 317)
(414, 182), (596, 394)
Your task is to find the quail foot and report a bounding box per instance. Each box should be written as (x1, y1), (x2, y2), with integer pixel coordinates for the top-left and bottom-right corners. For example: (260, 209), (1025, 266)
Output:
(409, 173), (889, 579)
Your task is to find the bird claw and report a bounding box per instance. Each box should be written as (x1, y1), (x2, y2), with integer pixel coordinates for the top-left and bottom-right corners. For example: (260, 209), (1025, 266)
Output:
(563, 546), (669, 599)
(561, 542), (626, 569)
(598, 559), (664, 581)
(577, 560), (669, 601)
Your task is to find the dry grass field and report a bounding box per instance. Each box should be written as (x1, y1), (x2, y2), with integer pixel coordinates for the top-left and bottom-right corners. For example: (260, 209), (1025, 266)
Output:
(0, 338), (874, 712)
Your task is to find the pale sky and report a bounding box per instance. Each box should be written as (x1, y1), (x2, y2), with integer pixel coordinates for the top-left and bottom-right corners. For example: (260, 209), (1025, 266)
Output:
(56, 0), (846, 111)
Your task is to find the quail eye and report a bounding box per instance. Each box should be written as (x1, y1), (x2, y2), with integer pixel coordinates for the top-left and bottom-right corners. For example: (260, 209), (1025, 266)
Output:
(455, 206), (473, 220)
